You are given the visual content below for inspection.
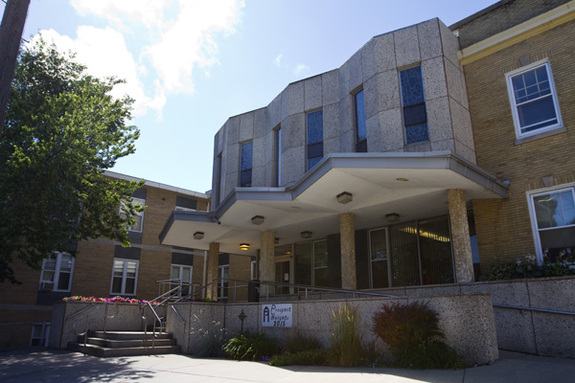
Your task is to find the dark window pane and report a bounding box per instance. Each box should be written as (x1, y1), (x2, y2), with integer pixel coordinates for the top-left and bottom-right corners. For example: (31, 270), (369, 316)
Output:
(307, 156), (322, 170)
(240, 141), (253, 171)
(406, 123), (429, 145)
(354, 89), (367, 151)
(403, 103), (427, 127)
(240, 169), (252, 187)
(517, 96), (557, 131)
(400, 66), (425, 106)
(356, 138), (367, 153)
(307, 110), (323, 144)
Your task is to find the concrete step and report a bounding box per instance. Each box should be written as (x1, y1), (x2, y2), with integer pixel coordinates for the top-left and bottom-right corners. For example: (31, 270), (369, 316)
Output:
(69, 342), (181, 357)
(69, 330), (180, 357)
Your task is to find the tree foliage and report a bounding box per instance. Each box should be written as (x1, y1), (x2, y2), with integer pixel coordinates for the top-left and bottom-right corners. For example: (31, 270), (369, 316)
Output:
(0, 40), (144, 283)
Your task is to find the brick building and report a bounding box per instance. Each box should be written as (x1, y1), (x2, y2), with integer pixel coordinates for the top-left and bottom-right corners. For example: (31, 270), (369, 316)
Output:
(453, 0), (575, 269)
(0, 172), (226, 349)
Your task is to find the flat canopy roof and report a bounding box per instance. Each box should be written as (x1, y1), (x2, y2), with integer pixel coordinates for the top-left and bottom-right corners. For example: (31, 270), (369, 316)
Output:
(160, 151), (507, 256)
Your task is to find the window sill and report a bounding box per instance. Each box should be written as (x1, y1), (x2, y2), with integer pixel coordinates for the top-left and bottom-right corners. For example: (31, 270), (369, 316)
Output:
(514, 126), (566, 145)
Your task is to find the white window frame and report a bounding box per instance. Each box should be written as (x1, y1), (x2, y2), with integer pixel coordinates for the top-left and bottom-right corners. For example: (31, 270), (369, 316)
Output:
(527, 183), (575, 263)
(506, 59), (562, 139)
(30, 322), (50, 347)
(171, 264), (193, 297)
(120, 197), (145, 233)
(110, 258), (139, 296)
(218, 264), (229, 299)
(39, 252), (74, 292)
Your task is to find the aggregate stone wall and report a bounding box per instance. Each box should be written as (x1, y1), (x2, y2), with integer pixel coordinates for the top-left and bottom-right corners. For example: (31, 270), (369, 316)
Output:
(167, 293), (499, 365)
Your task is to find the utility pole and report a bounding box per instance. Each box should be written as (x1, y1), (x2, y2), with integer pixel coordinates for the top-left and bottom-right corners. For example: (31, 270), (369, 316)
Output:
(0, 0), (30, 134)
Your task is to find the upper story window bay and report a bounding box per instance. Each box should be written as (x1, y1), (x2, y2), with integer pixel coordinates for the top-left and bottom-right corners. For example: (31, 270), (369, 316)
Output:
(354, 89), (367, 152)
(399, 65), (429, 145)
(306, 109), (324, 171)
(506, 60), (562, 139)
(240, 141), (253, 187)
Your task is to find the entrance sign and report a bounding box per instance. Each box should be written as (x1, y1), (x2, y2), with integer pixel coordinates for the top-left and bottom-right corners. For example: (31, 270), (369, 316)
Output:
(261, 304), (293, 328)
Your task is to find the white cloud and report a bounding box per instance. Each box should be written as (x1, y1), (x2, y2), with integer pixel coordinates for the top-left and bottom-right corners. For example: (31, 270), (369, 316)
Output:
(35, 0), (245, 116)
(294, 63), (310, 76)
(274, 53), (283, 67)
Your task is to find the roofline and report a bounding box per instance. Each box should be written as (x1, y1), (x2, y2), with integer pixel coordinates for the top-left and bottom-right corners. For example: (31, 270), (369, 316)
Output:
(104, 170), (209, 199)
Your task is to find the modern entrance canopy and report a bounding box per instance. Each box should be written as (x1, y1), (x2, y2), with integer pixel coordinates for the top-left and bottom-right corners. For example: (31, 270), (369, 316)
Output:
(159, 151), (508, 256)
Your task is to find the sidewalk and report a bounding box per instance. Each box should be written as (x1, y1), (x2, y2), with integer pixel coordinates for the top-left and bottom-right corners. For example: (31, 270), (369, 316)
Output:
(1, 348), (574, 383)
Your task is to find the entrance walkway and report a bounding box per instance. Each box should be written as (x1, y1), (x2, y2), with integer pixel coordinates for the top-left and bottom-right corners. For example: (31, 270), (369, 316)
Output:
(1, 348), (573, 382)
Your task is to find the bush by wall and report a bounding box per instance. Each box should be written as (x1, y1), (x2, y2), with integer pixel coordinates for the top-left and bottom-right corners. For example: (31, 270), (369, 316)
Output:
(372, 301), (462, 369)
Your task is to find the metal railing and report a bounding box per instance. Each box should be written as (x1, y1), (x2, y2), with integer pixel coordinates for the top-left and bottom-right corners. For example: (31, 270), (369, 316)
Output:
(493, 304), (575, 316)
(66, 302), (118, 346)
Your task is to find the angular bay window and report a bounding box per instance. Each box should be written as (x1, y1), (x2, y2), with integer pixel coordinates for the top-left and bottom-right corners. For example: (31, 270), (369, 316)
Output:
(507, 60), (562, 139)
(306, 109), (323, 170)
(529, 187), (575, 263)
(354, 89), (367, 152)
(39, 252), (74, 292)
(240, 141), (253, 187)
(400, 66), (428, 145)
(111, 258), (139, 296)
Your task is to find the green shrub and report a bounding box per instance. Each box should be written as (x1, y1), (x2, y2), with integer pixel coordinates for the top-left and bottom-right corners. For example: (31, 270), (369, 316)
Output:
(285, 333), (323, 354)
(372, 302), (462, 369)
(330, 303), (366, 367)
(222, 332), (279, 361)
(269, 349), (330, 366)
(189, 311), (225, 357)
(484, 253), (575, 281)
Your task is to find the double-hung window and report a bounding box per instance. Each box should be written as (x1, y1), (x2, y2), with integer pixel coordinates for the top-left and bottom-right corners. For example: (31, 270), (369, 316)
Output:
(111, 258), (139, 295)
(354, 89), (367, 152)
(529, 186), (575, 263)
(39, 252), (74, 292)
(240, 141), (253, 187)
(306, 109), (323, 170)
(120, 197), (145, 233)
(507, 60), (562, 139)
(399, 66), (428, 145)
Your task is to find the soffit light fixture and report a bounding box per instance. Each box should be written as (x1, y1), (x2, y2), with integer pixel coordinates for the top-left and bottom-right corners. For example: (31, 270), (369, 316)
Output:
(336, 191), (353, 204)
(239, 243), (250, 251)
(251, 215), (265, 225)
(386, 213), (400, 223)
(193, 231), (204, 240)
(301, 231), (312, 239)
(396, 177), (409, 182)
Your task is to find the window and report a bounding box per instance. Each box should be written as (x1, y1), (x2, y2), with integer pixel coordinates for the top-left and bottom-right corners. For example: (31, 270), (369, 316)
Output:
(240, 141), (253, 187)
(39, 252), (74, 292)
(218, 264), (229, 300)
(399, 66), (428, 145)
(120, 197), (145, 232)
(354, 89), (367, 152)
(30, 323), (50, 347)
(507, 60), (562, 138)
(529, 186), (575, 263)
(306, 109), (323, 170)
(175, 196), (197, 212)
(274, 126), (282, 186)
(111, 258), (139, 295)
(171, 264), (193, 297)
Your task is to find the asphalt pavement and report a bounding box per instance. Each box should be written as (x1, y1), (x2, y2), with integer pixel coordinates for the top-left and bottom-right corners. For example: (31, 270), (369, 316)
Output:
(1, 348), (574, 382)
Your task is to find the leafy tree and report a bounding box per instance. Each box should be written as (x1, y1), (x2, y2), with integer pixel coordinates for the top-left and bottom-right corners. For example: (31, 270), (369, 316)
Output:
(0, 40), (144, 284)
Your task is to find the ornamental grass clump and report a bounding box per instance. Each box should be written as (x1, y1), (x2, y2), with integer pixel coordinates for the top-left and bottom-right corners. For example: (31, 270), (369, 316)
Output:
(372, 301), (462, 369)
(330, 303), (366, 367)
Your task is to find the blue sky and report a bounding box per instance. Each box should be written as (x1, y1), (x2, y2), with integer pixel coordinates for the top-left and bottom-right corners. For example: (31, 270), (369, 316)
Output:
(4, 0), (499, 193)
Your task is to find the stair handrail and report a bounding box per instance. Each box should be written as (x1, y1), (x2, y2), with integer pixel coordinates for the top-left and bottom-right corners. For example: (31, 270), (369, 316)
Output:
(68, 301), (119, 346)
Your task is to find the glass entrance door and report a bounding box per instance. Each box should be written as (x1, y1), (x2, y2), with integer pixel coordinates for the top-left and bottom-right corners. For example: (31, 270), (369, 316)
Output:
(275, 260), (291, 294)
(369, 228), (391, 288)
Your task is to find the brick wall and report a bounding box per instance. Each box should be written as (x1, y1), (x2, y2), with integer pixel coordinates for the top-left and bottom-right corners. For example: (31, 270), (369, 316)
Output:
(465, 19), (575, 269)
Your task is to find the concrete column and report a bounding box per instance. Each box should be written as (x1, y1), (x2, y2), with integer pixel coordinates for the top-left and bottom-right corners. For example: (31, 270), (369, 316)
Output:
(448, 189), (475, 283)
(205, 242), (219, 301)
(260, 230), (276, 296)
(340, 213), (357, 290)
